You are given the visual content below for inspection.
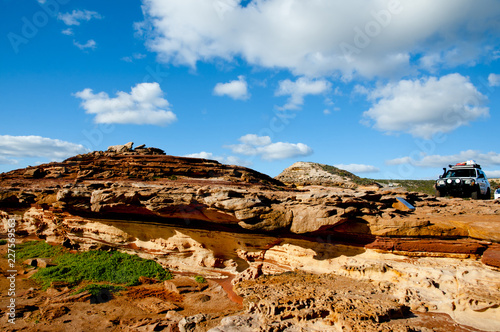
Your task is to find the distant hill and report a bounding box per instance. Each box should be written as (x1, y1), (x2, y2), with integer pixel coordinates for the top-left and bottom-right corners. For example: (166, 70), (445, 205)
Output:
(275, 162), (378, 189)
(275, 162), (441, 195)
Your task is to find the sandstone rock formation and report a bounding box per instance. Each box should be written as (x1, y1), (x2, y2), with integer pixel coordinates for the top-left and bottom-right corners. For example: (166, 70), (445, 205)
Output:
(1, 147), (500, 331)
(275, 161), (379, 189)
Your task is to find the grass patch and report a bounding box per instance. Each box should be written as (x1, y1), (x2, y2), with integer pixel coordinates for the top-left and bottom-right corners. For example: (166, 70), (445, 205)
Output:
(194, 275), (206, 283)
(16, 240), (65, 260)
(375, 179), (436, 195)
(15, 241), (173, 290)
(0, 239), (7, 245)
(34, 249), (173, 289)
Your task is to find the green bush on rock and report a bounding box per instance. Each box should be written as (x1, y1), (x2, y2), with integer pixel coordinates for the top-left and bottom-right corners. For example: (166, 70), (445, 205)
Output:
(16, 241), (173, 289)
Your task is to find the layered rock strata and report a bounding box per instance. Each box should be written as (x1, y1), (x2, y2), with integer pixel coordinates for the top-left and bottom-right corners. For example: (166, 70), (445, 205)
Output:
(1, 148), (500, 330)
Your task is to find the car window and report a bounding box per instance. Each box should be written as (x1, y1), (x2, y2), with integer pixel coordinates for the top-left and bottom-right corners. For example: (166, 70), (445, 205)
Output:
(445, 169), (476, 178)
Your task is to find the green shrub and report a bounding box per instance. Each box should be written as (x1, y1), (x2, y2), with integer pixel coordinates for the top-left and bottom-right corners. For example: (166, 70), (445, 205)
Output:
(16, 241), (64, 260)
(17, 241), (173, 290)
(0, 240), (7, 245)
(33, 249), (173, 289)
(194, 275), (206, 283)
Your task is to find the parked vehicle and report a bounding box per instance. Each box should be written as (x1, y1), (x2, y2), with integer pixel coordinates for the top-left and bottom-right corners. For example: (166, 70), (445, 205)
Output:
(494, 188), (500, 200)
(435, 160), (490, 199)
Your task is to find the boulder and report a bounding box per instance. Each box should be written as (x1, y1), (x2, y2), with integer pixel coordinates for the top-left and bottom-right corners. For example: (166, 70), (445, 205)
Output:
(481, 245), (500, 268)
(179, 314), (208, 332)
(107, 142), (134, 153)
(23, 168), (46, 179)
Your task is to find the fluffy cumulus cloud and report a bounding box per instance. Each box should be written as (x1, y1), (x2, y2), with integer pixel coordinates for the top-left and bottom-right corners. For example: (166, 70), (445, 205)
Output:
(387, 150), (500, 168)
(58, 9), (102, 26)
(362, 73), (489, 138)
(213, 75), (250, 100)
(74, 82), (177, 126)
(334, 164), (380, 174)
(138, 0), (500, 78)
(275, 77), (331, 110)
(488, 73), (500, 87)
(227, 134), (312, 161)
(0, 136), (89, 161)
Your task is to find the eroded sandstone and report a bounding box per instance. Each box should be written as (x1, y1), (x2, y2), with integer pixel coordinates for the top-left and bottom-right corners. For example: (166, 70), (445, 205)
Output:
(1, 148), (500, 331)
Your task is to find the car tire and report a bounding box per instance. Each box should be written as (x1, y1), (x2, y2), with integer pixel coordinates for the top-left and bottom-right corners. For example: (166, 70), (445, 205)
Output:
(435, 189), (445, 197)
(483, 188), (491, 200)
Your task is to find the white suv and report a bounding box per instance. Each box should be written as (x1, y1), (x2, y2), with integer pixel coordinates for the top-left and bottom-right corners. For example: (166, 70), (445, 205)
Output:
(435, 161), (491, 199)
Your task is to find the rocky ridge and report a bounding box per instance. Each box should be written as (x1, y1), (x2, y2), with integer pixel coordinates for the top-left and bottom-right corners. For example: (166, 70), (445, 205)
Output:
(1, 145), (500, 331)
(275, 161), (379, 189)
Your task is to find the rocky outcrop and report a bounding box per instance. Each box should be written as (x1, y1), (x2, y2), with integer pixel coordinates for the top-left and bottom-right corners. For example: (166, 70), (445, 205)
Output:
(107, 142), (135, 153)
(0, 145), (283, 186)
(1, 149), (499, 251)
(275, 161), (379, 189)
(2, 148), (500, 331)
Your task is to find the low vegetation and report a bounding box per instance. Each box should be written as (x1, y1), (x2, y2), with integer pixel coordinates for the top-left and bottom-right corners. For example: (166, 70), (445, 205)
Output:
(16, 241), (172, 290)
(375, 179), (436, 195)
(194, 275), (206, 283)
(318, 164), (376, 186)
(16, 240), (64, 260)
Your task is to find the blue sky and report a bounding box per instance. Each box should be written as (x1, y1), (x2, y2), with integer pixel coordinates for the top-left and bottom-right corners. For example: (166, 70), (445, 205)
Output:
(1, 0), (499, 179)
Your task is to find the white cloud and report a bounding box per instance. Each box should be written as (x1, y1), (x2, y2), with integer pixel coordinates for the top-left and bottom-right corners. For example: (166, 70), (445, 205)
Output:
(386, 150), (500, 168)
(488, 73), (500, 87)
(362, 73), (489, 139)
(213, 75), (250, 100)
(418, 53), (442, 72)
(238, 134), (271, 146)
(227, 134), (312, 161)
(334, 164), (380, 174)
(275, 77), (331, 110)
(138, 0), (500, 79)
(61, 28), (74, 36)
(74, 82), (177, 126)
(58, 9), (102, 26)
(184, 151), (216, 160)
(73, 39), (97, 51)
(0, 135), (89, 161)
(0, 156), (18, 165)
(122, 53), (147, 62)
(184, 151), (250, 166)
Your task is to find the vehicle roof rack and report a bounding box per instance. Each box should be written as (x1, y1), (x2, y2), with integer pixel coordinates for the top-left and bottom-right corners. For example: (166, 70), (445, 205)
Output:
(449, 163), (481, 169)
